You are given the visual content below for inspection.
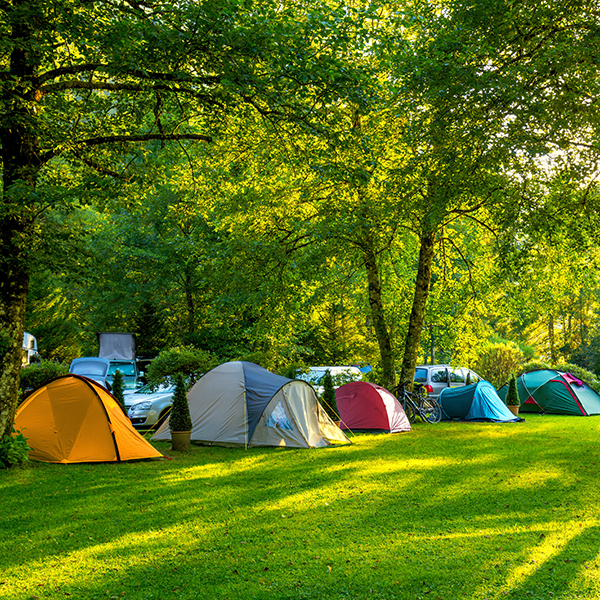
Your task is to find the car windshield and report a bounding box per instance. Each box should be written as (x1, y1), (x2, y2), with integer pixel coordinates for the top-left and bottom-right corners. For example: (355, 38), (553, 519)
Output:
(108, 362), (136, 376)
(71, 361), (107, 376)
(296, 370), (327, 385)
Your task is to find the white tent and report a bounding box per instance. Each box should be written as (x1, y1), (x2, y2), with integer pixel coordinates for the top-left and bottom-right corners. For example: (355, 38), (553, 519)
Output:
(152, 361), (350, 448)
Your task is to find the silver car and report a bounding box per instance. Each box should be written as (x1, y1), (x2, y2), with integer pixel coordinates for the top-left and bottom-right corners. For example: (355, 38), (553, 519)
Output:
(414, 364), (482, 400)
(125, 383), (175, 429)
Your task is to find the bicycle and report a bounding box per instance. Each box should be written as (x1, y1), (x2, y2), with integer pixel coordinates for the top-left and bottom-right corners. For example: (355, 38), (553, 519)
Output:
(395, 382), (442, 424)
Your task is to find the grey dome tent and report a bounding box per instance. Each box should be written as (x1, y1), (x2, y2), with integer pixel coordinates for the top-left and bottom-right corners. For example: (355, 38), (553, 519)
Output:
(152, 361), (350, 448)
(439, 381), (520, 422)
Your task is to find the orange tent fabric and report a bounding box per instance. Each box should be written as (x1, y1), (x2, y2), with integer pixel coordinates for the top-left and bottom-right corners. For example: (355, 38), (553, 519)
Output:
(15, 375), (163, 464)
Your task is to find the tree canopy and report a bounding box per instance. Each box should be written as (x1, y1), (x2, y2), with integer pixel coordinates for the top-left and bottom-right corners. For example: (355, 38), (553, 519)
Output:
(4, 0), (600, 438)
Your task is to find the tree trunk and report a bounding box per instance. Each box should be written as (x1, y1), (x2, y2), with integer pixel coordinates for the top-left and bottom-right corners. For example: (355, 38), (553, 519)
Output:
(399, 230), (436, 388)
(0, 269), (29, 440)
(0, 5), (40, 438)
(548, 314), (556, 364)
(362, 244), (396, 390)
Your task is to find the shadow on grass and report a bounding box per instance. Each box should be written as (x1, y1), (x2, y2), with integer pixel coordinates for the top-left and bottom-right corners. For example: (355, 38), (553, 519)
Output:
(1, 416), (599, 599)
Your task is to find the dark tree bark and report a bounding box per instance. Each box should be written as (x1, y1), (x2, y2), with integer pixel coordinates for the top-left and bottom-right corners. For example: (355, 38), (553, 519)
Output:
(399, 230), (436, 388)
(362, 243), (396, 391)
(0, 10), (39, 438)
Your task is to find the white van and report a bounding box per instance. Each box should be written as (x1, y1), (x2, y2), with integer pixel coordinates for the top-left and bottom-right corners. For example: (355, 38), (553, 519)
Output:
(296, 366), (363, 395)
(22, 332), (39, 366)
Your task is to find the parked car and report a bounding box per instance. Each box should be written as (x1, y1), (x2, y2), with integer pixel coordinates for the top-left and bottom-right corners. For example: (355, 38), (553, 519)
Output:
(125, 383), (175, 429)
(296, 366), (363, 396)
(69, 357), (112, 390)
(414, 364), (482, 400)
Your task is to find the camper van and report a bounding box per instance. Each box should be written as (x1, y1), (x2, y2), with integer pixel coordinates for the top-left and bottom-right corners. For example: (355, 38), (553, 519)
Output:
(97, 332), (142, 391)
(22, 332), (39, 366)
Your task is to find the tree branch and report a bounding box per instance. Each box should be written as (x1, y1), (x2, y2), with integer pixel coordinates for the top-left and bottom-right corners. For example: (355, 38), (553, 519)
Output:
(41, 133), (212, 163)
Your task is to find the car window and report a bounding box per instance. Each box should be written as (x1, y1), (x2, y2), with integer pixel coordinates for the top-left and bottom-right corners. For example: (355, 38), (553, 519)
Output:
(431, 368), (448, 383)
(467, 370), (480, 383)
(450, 369), (465, 383)
(414, 368), (428, 383)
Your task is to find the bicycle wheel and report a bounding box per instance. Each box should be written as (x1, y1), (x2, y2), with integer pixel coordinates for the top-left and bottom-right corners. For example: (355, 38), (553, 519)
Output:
(402, 397), (416, 424)
(421, 397), (442, 424)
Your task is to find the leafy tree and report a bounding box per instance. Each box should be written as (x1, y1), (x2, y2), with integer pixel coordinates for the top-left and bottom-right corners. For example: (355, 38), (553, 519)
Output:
(374, 0), (600, 386)
(146, 346), (216, 388)
(0, 0), (368, 438)
(474, 342), (525, 389)
(320, 370), (338, 421)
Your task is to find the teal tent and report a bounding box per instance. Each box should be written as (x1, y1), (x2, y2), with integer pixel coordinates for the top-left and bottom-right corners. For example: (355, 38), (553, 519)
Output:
(439, 381), (520, 422)
(498, 370), (600, 416)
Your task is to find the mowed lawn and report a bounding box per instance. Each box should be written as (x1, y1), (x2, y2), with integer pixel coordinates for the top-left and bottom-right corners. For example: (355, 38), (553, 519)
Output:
(2, 416), (600, 600)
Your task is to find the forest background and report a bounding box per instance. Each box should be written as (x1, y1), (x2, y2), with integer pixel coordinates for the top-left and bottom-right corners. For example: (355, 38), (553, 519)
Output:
(3, 0), (600, 439)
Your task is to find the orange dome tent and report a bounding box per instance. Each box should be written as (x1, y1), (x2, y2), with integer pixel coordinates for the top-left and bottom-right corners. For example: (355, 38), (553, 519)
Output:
(15, 375), (163, 464)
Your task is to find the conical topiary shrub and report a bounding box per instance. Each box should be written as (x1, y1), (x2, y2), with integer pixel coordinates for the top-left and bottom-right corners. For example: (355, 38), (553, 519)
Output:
(111, 369), (127, 414)
(320, 369), (338, 421)
(505, 373), (520, 416)
(169, 373), (192, 450)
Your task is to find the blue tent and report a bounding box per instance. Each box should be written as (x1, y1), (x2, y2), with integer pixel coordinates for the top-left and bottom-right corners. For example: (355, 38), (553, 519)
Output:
(439, 381), (520, 422)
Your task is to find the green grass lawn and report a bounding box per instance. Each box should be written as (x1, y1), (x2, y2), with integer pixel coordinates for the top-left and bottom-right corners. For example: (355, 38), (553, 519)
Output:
(2, 416), (600, 600)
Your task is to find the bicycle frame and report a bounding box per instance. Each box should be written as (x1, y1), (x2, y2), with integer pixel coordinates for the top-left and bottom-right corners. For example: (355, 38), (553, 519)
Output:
(396, 383), (442, 424)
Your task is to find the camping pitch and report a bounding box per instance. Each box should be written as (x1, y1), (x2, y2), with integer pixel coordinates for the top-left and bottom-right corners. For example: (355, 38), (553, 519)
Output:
(15, 375), (163, 464)
(152, 361), (350, 448)
(335, 381), (411, 433)
(498, 369), (600, 416)
(439, 381), (520, 422)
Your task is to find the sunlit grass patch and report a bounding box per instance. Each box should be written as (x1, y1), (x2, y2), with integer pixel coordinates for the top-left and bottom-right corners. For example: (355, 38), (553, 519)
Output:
(2, 416), (600, 599)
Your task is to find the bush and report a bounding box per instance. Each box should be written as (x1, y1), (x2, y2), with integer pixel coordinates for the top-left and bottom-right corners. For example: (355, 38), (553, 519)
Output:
(474, 342), (525, 389)
(320, 370), (338, 420)
(169, 373), (192, 432)
(0, 428), (31, 468)
(146, 346), (217, 388)
(505, 373), (520, 406)
(521, 359), (551, 373)
(19, 359), (68, 396)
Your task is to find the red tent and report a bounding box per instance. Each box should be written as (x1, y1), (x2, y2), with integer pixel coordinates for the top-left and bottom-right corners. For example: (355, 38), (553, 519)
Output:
(335, 382), (411, 433)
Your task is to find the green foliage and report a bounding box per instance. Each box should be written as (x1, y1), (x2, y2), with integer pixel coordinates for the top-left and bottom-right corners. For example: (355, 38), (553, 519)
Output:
(147, 346), (217, 388)
(111, 370), (126, 412)
(0, 428), (31, 468)
(19, 359), (69, 396)
(474, 342), (525, 389)
(320, 370), (338, 420)
(465, 371), (472, 386)
(522, 359), (552, 373)
(169, 373), (192, 433)
(280, 362), (309, 380)
(505, 373), (520, 406)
